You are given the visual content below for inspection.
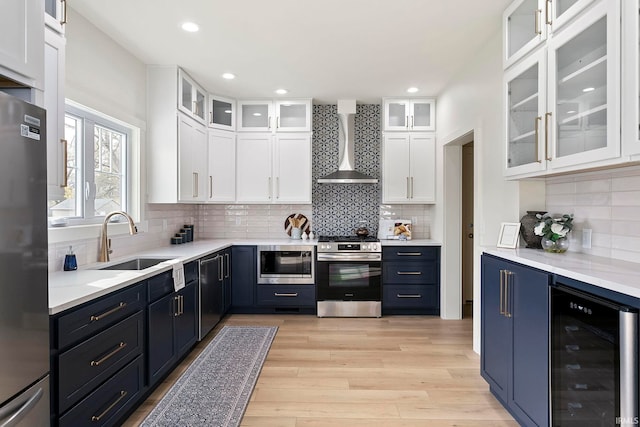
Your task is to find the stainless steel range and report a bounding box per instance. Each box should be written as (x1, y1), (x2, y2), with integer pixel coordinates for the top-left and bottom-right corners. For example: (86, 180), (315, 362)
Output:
(316, 236), (382, 317)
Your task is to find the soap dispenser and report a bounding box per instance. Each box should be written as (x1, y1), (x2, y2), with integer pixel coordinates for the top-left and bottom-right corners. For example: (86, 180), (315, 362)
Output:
(63, 246), (77, 271)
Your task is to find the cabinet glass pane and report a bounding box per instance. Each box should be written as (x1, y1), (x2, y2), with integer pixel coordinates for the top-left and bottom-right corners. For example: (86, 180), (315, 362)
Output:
(279, 103), (306, 128)
(181, 79), (192, 111)
(45, 0), (57, 17)
(508, 64), (539, 167)
(388, 102), (408, 127)
(508, 0), (539, 58)
(555, 0), (579, 18)
(212, 99), (233, 127)
(413, 102), (431, 127)
(555, 17), (607, 158)
(195, 90), (205, 119)
(241, 104), (270, 128)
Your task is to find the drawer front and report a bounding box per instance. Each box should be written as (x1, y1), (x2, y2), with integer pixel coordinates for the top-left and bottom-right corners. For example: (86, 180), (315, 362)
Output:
(148, 270), (174, 302)
(59, 356), (143, 427)
(382, 246), (439, 262)
(383, 284), (439, 309)
(257, 285), (315, 307)
(58, 311), (143, 413)
(56, 284), (145, 349)
(383, 261), (438, 285)
(184, 260), (198, 284)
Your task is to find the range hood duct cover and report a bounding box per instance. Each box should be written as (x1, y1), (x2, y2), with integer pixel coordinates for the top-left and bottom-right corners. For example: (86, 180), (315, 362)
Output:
(317, 100), (378, 184)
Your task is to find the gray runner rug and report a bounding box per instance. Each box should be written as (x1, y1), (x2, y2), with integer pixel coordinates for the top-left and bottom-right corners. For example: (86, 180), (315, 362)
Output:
(140, 325), (278, 427)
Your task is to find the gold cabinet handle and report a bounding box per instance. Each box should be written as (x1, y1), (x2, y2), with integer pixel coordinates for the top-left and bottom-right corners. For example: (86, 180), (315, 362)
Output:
(276, 177), (280, 199)
(91, 390), (127, 422)
(268, 177), (272, 199)
(546, 0), (552, 25)
(90, 342), (127, 367)
(180, 295), (184, 315)
(193, 172), (198, 198)
(268, 116), (272, 130)
(218, 255), (223, 281)
(397, 271), (422, 275)
(544, 112), (552, 161)
(397, 294), (422, 298)
(411, 177), (414, 198)
(406, 177), (410, 199)
(535, 117), (542, 163)
(60, 0), (67, 25)
(277, 116), (280, 129)
(210, 111), (213, 124)
(274, 293), (298, 297)
(209, 176), (213, 199)
(60, 139), (68, 187)
(535, 9), (542, 35)
(90, 302), (127, 322)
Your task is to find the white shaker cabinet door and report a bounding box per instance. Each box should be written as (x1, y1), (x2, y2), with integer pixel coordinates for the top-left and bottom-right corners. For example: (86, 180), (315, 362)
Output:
(207, 130), (236, 202)
(409, 133), (436, 203)
(382, 133), (412, 203)
(178, 114), (207, 203)
(236, 133), (273, 202)
(273, 133), (312, 203)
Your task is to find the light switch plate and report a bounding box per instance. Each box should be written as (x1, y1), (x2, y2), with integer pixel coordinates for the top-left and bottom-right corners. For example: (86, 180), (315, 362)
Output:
(582, 229), (592, 249)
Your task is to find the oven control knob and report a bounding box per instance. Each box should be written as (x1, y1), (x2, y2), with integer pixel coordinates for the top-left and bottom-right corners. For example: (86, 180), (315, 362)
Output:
(363, 244), (369, 250)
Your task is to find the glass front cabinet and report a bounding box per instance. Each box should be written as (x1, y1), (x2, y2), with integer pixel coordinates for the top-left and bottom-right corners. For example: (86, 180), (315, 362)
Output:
(383, 98), (435, 131)
(237, 99), (311, 132)
(209, 95), (235, 131)
(504, 0), (620, 177)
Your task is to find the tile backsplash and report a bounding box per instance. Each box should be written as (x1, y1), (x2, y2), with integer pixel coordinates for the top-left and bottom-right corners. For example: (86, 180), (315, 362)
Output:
(545, 165), (640, 263)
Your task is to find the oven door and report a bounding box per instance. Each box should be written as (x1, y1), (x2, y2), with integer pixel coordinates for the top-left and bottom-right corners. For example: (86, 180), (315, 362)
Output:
(316, 253), (381, 301)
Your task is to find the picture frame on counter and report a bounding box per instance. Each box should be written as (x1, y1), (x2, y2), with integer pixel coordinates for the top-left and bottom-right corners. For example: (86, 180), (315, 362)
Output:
(497, 222), (521, 249)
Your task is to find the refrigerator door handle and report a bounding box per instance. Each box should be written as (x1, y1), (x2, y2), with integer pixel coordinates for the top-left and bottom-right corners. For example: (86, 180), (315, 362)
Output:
(0, 387), (44, 427)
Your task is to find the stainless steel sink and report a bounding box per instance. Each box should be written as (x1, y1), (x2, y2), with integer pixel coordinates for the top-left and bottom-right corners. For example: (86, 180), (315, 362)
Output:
(99, 258), (173, 270)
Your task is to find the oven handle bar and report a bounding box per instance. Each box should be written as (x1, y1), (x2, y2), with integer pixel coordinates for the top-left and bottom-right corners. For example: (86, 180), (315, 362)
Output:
(620, 309), (638, 424)
(316, 253), (382, 262)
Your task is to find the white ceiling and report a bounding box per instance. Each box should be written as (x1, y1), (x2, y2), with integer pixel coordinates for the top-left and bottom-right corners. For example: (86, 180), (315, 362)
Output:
(71, 0), (511, 104)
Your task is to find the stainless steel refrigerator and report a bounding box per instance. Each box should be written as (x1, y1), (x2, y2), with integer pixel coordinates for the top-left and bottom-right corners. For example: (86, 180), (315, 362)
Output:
(0, 92), (50, 426)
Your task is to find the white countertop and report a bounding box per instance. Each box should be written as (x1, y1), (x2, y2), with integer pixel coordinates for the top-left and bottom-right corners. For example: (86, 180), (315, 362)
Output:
(483, 247), (640, 299)
(48, 237), (442, 314)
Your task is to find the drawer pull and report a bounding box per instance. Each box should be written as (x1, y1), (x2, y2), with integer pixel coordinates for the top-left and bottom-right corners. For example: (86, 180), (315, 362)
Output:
(397, 271), (422, 275)
(90, 342), (127, 367)
(274, 293), (298, 297)
(90, 302), (127, 322)
(396, 252), (422, 256)
(397, 294), (422, 298)
(91, 390), (127, 422)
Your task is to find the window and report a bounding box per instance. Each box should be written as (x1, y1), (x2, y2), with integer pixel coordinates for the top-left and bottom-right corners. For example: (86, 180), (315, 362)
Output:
(48, 103), (135, 223)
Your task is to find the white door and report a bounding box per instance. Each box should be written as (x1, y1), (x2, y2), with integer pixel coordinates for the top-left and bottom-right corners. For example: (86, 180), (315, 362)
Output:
(409, 99), (435, 131)
(178, 115), (207, 202)
(383, 99), (410, 131)
(178, 70), (206, 124)
(546, 0), (620, 170)
(504, 48), (548, 177)
(503, 0), (547, 68)
(236, 133), (273, 202)
(0, 0), (43, 88)
(409, 133), (436, 203)
(275, 100), (312, 132)
(237, 101), (274, 132)
(207, 130), (236, 202)
(382, 133), (411, 203)
(273, 133), (312, 203)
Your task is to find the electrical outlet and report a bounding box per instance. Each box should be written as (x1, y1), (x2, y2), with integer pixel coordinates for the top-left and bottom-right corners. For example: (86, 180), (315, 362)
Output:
(582, 229), (592, 249)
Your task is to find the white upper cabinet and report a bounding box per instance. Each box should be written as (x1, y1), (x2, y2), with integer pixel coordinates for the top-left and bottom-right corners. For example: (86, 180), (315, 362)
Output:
(622, 0), (640, 158)
(503, 0), (595, 68)
(45, 0), (67, 34)
(383, 98), (435, 131)
(237, 99), (311, 132)
(44, 28), (66, 200)
(504, 0), (621, 177)
(178, 114), (208, 203)
(208, 95), (235, 131)
(382, 132), (436, 204)
(236, 132), (311, 203)
(207, 130), (236, 202)
(178, 69), (206, 124)
(0, 0), (44, 89)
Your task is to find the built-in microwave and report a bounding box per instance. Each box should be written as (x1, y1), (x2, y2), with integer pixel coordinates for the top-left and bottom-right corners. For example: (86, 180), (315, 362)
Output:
(257, 245), (315, 284)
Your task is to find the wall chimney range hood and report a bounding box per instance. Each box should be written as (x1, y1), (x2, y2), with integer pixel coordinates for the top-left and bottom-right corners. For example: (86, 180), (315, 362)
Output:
(317, 100), (378, 184)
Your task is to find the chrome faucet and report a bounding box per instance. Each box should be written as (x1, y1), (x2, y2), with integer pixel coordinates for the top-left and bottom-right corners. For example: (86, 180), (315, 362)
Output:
(99, 211), (138, 262)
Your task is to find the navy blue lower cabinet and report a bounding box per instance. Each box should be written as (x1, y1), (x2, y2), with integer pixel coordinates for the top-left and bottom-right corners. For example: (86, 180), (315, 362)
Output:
(481, 254), (550, 427)
(230, 246), (256, 311)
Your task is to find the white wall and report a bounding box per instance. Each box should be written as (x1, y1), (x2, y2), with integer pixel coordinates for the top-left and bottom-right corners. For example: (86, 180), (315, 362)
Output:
(435, 28), (544, 351)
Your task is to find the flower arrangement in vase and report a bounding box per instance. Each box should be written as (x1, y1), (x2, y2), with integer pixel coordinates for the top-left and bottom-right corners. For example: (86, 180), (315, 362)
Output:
(533, 213), (574, 253)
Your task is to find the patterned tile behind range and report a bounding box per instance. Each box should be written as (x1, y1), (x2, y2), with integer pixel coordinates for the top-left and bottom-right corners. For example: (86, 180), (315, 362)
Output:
(312, 104), (382, 236)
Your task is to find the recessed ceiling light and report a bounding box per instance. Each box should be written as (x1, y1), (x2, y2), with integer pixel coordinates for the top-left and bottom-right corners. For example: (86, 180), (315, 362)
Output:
(222, 73), (235, 80)
(407, 87), (419, 93)
(181, 22), (199, 33)
(253, 113), (262, 117)
(224, 110), (232, 114)
(582, 87), (595, 93)
(275, 89), (288, 95)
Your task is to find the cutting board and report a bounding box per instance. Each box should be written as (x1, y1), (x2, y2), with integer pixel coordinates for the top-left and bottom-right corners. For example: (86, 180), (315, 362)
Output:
(284, 213), (311, 236)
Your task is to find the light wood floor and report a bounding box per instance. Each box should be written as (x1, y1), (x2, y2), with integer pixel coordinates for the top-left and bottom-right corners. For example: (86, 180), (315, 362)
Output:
(124, 315), (518, 427)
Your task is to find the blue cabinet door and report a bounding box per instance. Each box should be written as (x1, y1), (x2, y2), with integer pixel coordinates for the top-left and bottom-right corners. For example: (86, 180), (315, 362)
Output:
(510, 262), (549, 427)
(231, 246), (256, 309)
(175, 281), (198, 357)
(481, 255), (511, 403)
(147, 293), (176, 386)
